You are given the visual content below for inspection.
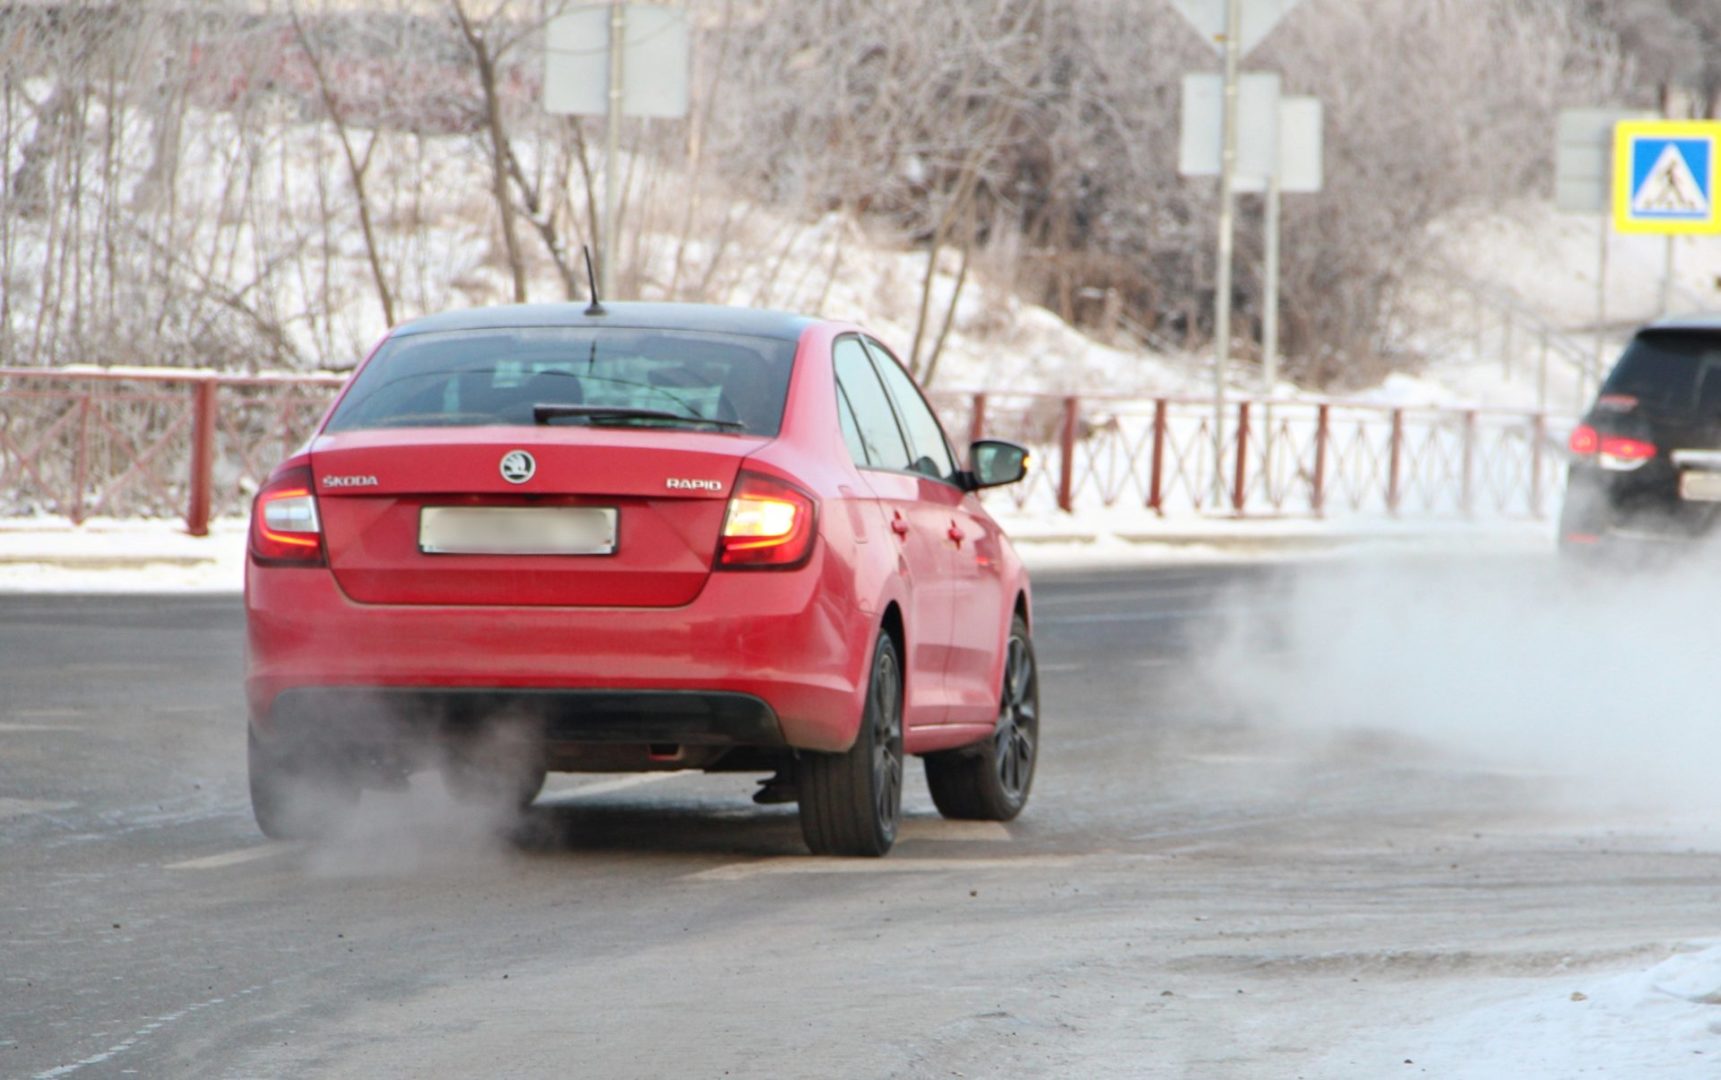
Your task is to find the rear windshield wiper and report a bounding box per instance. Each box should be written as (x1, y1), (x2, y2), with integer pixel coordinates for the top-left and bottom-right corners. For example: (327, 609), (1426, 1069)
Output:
(532, 403), (746, 431)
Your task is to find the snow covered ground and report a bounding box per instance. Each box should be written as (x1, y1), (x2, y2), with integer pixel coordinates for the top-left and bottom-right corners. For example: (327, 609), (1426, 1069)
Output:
(0, 512), (1556, 592)
(1318, 943), (1721, 1077)
(0, 518), (250, 593)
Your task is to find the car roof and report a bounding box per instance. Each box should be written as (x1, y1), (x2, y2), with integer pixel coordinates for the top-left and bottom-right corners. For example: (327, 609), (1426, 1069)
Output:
(389, 301), (817, 343)
(1641, 312), (1721, 334)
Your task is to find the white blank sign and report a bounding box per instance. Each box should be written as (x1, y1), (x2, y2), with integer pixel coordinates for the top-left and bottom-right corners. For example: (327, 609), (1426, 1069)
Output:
(1179, 72), (1282, 183)
(544, 4), (689, 120)
(1274, 96), (1323, 194)
(1555, 107), (1652, 214)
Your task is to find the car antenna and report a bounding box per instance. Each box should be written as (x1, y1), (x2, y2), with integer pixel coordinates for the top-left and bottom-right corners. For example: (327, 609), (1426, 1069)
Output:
(582, 245), (605, 317)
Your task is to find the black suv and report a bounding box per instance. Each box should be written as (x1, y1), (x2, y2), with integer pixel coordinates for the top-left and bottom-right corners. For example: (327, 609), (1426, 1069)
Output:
(1560, 315), (1721, 553)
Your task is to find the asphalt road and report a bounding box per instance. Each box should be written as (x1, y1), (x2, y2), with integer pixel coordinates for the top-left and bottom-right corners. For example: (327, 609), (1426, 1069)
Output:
(3, 559), (1720, 1078)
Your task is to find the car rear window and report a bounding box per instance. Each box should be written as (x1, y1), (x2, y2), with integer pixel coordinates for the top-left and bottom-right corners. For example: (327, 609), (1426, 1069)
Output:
(325, 327), (797, 435)
(1600, 331), (1721, 417)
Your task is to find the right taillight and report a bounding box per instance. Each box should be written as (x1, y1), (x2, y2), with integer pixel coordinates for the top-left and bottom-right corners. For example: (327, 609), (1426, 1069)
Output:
(249, 465), (324, 565)
(1598, 434), (1655, 471)
(1568, 424), (1654, 471)
(716, 471), (817, 570)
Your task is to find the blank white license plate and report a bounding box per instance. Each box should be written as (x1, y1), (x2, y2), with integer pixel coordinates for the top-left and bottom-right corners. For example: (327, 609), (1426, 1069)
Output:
(1679, 471), (1721, 503)
(419, 507), (618, 555)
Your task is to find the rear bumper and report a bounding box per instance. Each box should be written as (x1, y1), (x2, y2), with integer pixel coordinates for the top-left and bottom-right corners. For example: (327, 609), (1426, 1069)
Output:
(245, 553), (872, 753)
(269, 686), (782, 747)
(1560, 466), (1721, 547)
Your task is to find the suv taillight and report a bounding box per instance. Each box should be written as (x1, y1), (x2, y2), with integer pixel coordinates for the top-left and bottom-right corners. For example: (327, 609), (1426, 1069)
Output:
(1569, 423), (1654, 471)
(250, 466), (324, 565)
(717, 471), (817, 569)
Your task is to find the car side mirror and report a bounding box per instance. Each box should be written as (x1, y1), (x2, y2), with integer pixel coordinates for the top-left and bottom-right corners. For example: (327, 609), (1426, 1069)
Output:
(965, 439), (1030, 490)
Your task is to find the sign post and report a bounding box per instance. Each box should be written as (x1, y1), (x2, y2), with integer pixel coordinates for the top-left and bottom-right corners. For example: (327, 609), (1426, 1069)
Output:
(1555, 107), (1651, 405)
(1182, 84), (1318, 486)
(1613, 119), (1721, 316)
(544, 3), (690, 298)
(1170, 0), (1300, 505)
(1211, 0), (1242, 504)
(1259, 96), (1322, 399)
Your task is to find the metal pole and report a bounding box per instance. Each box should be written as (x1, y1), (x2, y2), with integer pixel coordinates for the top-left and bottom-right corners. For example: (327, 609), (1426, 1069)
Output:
(1592, 216), (1609, 403)
(187, 379), (218, 537)
(1262, 171), (1280, 395)
(1661, 236), (1675, 315)
(602, 1), (626, 299)
(1057, 396), (1079, 513)
(1211, 0), (1241, 504)
(1501, 308), (1513, 381)
(1537, 327), (1549, 414)
(1262, 169), (1280, 489)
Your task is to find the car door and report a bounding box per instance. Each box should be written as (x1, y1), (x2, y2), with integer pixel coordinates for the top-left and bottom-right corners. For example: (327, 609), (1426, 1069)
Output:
(832, 336), (954, 726)
(863, 338), (1008, 726)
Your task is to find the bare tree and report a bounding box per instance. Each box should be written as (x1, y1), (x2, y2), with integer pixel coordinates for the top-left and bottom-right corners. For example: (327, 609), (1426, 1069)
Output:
(289, 3), (397, 326)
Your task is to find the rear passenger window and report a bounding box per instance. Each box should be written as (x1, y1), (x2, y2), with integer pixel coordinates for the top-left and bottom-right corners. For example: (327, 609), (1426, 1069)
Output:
(1603, 332), (1721, 417)
(834, 338), (912, 471)
(865, 339), (957, 483)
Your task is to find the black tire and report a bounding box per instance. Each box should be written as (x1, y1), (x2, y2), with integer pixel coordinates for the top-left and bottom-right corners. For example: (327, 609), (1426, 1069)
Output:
(798, 630), (904, 857)
(924, 615), (1038, 822)
(248, 729), (359, 841)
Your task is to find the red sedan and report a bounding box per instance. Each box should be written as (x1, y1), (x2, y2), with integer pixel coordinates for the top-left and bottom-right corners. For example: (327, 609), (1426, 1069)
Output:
(245, 302), (1037, 855)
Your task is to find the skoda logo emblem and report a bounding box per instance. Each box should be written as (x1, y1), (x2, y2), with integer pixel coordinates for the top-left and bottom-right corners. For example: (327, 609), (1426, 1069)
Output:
(499, 450), (536, 484)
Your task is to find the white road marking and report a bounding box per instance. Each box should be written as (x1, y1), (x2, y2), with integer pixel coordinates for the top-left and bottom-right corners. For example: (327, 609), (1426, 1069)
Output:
(684, 853), (1106, 883)
(0, 723), (79, 733)
(1032, 583), (1230, 607)
(1130, 816), (1292, 843)
(165, 845), (296, 871)
(1038, 661), (1088, 673)
(31, 985), (262, 1079)
(9, 707), (82, 719)
(899, 819), (1013, 843)
(1037, 607), (1235, 625)
(0, 798), (77, 821)
(565, 772), (687, 798)
(150, 705), (222, 715)
(1182, 752), (1295, 765)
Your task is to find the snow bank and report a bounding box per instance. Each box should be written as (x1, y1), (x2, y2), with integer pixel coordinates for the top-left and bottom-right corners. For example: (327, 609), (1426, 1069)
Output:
(0, 518), (247, 593)
(1384, 945), (1721, 1078)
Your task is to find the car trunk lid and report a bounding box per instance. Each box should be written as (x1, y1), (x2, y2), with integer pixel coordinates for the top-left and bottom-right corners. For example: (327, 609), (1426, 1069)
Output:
(308, 427), (760, 607)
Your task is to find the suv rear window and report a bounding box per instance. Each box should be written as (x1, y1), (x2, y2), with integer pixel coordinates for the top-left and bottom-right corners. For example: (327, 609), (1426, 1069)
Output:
(1601, 331), (1721, 417)
(326, 327), (797, 435)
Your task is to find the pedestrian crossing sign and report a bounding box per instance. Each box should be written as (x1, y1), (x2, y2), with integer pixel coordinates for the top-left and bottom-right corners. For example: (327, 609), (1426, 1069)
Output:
(1613, 120), (1721, 234)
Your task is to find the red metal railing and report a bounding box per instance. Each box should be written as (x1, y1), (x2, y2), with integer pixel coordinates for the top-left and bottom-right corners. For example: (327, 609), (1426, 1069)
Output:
(0, 369), (1570, 533)
(0, 368), (345, 535)
(928, 391), (1570, 521)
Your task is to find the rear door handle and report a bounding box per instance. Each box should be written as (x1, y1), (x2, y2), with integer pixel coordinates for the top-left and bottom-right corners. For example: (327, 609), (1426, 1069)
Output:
(891, 514), (910, 537)
(947, 523), (965, 545)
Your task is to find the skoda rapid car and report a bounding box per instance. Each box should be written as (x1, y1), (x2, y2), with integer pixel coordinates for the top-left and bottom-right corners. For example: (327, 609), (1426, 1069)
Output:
(1560, 315), (1721, 558)
(245, 302), (1037, 856)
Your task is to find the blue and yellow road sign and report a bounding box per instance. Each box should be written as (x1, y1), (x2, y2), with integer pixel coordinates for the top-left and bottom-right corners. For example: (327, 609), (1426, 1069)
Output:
(1613, 120), (1721, 235)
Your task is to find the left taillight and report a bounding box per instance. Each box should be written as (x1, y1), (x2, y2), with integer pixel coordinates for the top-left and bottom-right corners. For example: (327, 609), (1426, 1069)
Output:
(716, 471), (817, 570)
(249, 465), (324, 566)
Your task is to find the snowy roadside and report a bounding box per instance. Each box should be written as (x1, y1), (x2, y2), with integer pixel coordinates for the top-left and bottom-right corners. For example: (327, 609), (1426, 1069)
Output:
(0, 513), (1554, 592)
(992, 510), (1553, 570)
(0, 518), (250, 593)
(1317, 944), (1721, 1077)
